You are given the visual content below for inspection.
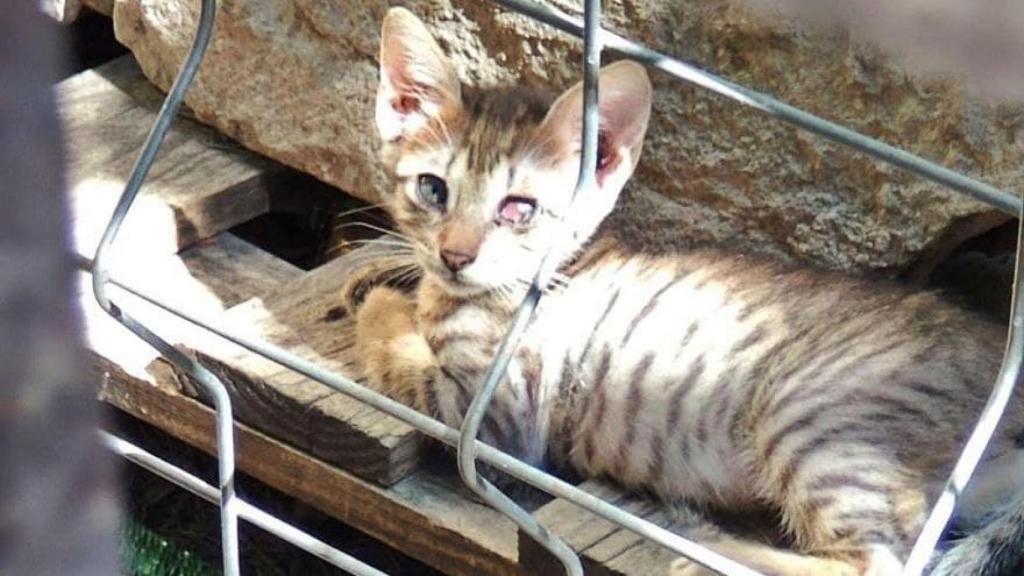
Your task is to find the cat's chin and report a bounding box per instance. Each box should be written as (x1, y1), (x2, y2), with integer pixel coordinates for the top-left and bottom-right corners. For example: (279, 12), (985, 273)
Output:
(428, 272), (492, 297)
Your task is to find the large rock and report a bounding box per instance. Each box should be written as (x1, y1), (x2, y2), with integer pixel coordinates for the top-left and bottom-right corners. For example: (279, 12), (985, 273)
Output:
(111, 0), (1024, 274)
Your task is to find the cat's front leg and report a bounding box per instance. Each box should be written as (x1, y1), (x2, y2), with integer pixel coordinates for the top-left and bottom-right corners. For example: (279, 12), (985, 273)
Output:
(353, 285), (438, 413)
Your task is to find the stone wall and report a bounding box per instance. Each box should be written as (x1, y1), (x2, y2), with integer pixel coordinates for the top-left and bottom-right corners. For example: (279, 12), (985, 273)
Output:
(112, 0), (1024, 274)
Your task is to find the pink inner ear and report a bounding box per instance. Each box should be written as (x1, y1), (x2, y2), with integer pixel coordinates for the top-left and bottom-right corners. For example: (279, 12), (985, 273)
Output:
(393, 95), (420, 115)
(595, 131), (620, 186)
(596, 131), (611, 170)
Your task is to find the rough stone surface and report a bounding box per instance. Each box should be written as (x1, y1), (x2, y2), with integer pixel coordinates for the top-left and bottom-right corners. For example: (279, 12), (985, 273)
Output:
(112, 0), (1024, 274)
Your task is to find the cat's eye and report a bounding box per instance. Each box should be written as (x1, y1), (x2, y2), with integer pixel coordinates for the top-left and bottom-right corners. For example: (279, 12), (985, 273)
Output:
(497, 196), (537, 226)
(417, 174), (448, 210)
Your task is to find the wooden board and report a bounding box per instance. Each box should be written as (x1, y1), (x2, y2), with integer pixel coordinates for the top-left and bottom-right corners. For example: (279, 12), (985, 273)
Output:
(163, 245), (424, 486)
(76, 232), (303, 381)
(97, 366), (520, 576)
(519, 480), (679, 576)
(59, 54), (278, 259)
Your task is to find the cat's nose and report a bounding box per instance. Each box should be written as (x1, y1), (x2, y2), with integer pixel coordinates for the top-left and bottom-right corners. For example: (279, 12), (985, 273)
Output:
(440, 249), (475, 273)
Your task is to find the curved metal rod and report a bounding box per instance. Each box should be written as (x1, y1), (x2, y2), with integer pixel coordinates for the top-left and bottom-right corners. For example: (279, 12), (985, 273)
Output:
(453, 1), (603, 574)
(489, 0), (1020, 216)
(101, 431), (389, 576)
(88, 2), (240, 575)
(901, 203), (1024, 575)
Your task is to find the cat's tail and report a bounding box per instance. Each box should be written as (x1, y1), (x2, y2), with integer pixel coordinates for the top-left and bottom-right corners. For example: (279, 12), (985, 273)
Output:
(929, 490), (1024, 576)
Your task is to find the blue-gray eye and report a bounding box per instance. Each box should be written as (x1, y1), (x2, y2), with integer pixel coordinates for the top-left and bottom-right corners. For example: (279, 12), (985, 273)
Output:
(417, 174), (448, 210)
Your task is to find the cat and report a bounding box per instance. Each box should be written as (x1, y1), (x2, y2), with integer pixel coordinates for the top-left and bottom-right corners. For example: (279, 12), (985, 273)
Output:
(340, 7), (1024, 575)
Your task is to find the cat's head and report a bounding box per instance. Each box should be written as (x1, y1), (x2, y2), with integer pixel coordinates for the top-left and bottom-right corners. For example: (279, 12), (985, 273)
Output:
(375, 7), (651, 296)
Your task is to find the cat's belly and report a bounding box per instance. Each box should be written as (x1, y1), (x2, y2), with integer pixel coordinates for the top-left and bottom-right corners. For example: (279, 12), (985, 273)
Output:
(532, 338), (760, 507)
(567, 391), (758, 506)
(519, 264), (770, 507)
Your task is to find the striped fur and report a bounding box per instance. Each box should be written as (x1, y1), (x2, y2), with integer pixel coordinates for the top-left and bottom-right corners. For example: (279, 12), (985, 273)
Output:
(345, 8), (1024, 575)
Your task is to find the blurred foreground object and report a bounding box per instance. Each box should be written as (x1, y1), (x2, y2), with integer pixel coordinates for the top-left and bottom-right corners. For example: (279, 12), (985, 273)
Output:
(0, 2), (119, 575)
(748, 0), (1024, 101)
(39, 0), (81, 24)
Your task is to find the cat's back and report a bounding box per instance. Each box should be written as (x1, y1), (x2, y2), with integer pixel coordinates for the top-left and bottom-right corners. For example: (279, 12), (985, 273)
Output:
(543, 240), (1020, 482)
(563, 238), (1005, 361)
(553, 239), (1015, 428)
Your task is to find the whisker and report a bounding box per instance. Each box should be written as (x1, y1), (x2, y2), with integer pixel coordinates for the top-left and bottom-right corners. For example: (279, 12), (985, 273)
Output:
(337, 255), (419, 274)
(341, 239), (416, 250)
(379, 261), (421, 279)
(337, 248), (417, 261)
(330, 202), (389, 220)
(333, 221), (413, 241)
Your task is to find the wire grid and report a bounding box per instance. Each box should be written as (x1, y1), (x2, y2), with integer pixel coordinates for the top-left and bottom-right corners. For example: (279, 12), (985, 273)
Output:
(91, 1), (1024, 575)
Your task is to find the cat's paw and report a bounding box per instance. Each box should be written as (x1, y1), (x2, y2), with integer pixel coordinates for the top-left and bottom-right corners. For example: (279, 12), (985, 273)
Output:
(353, 285), (436, 408)
(338, 260), (419, 318)
(355, 285), (418, 346)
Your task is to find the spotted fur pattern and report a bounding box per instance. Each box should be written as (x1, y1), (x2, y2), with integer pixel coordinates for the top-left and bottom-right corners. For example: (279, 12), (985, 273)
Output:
(343, 8), (1024, 575)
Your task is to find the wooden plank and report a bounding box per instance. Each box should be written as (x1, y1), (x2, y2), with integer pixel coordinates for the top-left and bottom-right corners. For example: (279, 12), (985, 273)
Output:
(164, 245), (424, 486)
(59, 54), (277, 259)
(77, 232), (302, 381)
(94, 356), (520, 576)
(519, 480), (678, 576)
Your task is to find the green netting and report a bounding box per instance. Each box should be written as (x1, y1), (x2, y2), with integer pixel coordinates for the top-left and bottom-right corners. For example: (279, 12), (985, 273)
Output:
(121, 520), (219, 576)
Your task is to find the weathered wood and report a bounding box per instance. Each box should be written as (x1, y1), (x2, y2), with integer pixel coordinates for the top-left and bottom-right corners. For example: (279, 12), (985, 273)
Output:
(165, 245), (424, 486)
(77, 232), (302, 380)
(59, 54), (277, 259)
(94, 356), (520, 576)
(519, 480), (679, 576)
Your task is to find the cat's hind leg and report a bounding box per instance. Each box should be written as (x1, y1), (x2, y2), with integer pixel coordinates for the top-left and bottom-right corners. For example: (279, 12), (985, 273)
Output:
(668, 534), (884, 576)
(757, 442), (929, 575)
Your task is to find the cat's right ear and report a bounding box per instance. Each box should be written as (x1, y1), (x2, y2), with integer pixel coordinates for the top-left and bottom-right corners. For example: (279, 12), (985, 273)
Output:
(535, 61), (652, 193)
(376, 8), (461, 143)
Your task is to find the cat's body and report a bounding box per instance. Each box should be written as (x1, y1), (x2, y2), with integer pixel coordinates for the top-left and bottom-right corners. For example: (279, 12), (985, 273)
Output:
(346, 8), (1024, 575)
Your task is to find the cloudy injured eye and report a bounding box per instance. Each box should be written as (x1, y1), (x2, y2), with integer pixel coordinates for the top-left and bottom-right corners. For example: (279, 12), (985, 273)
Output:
(497, 196), (536, 226)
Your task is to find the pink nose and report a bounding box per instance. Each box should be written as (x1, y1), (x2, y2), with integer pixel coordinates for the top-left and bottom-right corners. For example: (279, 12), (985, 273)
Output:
(440, 249), (475, 272)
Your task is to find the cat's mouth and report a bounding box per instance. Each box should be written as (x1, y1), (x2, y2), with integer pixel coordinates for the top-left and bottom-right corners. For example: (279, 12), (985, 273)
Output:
(425, 264), (491, 296)
(440, 275), (485, 294)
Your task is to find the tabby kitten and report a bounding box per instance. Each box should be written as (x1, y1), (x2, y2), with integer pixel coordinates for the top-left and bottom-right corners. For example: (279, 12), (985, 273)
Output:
(343, 7), (1024, 575)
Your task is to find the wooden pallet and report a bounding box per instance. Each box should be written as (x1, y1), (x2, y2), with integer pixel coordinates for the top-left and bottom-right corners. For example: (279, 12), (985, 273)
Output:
(519, 481), (680, 576)
(163, 249), (423, 486)
(68, 52), (677, 576)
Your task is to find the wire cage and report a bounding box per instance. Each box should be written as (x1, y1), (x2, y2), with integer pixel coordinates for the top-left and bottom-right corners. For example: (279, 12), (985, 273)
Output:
(92, 1), (1024, 575)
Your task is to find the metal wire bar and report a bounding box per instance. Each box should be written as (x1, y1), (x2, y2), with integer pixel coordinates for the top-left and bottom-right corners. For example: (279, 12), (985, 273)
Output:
(488, 0), (1021, 216)
(91, 270), (765, 576)
(902, 210), (1024, 575)
(87, 2), (242, 576)
(453, 0), (603, 573)
(100, 431), (388, 576)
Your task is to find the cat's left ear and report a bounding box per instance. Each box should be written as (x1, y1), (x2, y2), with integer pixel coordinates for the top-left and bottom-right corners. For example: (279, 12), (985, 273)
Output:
(536, 61), (652, 188)
(376, 8), (461, 143)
